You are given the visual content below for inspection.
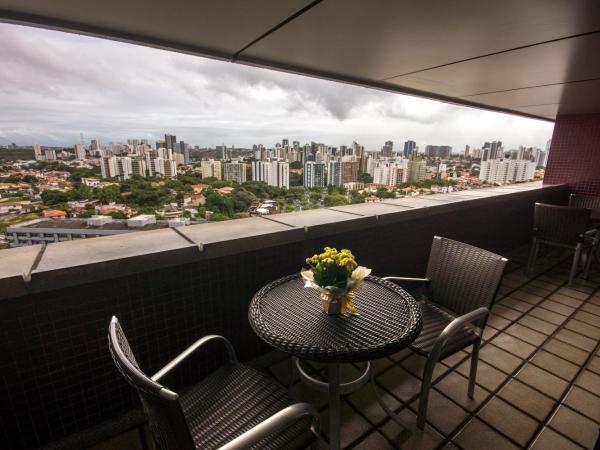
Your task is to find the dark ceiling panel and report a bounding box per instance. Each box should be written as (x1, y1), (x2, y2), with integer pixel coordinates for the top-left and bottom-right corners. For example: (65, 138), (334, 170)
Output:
(0, 0), (312, 56)
(240, 0), (600, 81)
(511, 104), (559, 119)
(462, 79), (600, 114)
(2, 0), (600, 121)
(386, 33), (600, 98)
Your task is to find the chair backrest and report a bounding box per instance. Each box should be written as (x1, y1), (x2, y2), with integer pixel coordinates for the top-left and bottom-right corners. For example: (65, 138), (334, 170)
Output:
(569, 193), (600, 210)
(533, 203), (591, 246)
(108, 317), (194, 450)
(425, 236), (508, 317)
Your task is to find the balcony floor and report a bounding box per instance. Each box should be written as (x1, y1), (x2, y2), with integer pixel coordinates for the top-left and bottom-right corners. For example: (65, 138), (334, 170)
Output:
(263, 246), (600, 449)
(90, 246), (600, 450)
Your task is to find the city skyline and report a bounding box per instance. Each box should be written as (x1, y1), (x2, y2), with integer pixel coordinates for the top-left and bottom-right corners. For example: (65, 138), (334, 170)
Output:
(0, 23), (554, 151)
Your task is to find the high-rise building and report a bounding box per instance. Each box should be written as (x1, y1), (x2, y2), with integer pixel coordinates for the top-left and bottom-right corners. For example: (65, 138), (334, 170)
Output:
(216, 145), (228, 160)
(327, 161), (342, 187)
(74, 144), (86, 160)
(44, 149), (57, 160)
(373, 160), (409, 186)
(403, 140), (417, 158)
(252, 160), (289, 188)
(479, 159), (536, 184)
(163, 159), (178, 178)
(424, 145), (452, 158)
(408, 159), (426, 182)
(164, 134), (177, 151)
(482, 141), (503, 161)
(131, 158), (147, 177)
(183, 144), (190, 165)
(341, 161), (360, 183)
(224, 161), (247, 183)
(200, 159), (223, 180)
(381, 140), (394, 158)
(100, 156), (133, 180)
(33, 143), (43, 161)
(464, 145), (470, 158)
(304, 161), (325, 188)
(536, 150), (548, 167)
(100, 156), (117, 178)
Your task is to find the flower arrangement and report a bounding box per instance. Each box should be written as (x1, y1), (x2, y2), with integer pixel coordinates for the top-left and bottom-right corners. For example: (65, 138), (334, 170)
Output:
(301, 247), (371, 315)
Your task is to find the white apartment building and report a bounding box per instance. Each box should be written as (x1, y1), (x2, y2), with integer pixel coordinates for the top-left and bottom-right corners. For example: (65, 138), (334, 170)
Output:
(74, 144), (86, 160)
(101, 156), (133, 180)
(223, 161), (247, 183)
(327, 161), (342, 187)
(131, 158), (147, 177)
(200, 159), (223, 180)
(373, 160), (409, 186)
(252, 160), (290, 189)
(33, 142), (43, 160)
(100, 156), (118, 178)
(303, 161), (325, 188)
(479, 159), (536, 184)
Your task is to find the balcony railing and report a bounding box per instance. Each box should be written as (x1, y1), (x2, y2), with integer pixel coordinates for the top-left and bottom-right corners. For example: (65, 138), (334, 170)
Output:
(0, 182), (571, 449)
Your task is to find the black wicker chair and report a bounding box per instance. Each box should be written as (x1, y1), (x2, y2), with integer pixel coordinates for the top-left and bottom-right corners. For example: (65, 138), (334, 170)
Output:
(108, 317), (319, 450)
(526, 203), (598, 285)
(569, 193), (600, 211)
(384, 236), (507, 429)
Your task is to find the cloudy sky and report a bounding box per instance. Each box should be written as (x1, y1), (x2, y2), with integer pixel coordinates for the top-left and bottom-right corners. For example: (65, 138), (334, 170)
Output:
(0, 23), (554, 152)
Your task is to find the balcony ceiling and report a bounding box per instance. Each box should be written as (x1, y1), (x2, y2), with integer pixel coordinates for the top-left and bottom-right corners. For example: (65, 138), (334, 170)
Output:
(2, 0), (600, 121)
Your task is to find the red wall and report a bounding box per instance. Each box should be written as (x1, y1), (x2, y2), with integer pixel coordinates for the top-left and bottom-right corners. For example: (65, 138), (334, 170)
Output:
(544, 113), (600, 195)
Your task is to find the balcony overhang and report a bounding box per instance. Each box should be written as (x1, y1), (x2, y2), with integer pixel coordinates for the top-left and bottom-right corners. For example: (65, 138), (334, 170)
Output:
(2, 0), (600, 122)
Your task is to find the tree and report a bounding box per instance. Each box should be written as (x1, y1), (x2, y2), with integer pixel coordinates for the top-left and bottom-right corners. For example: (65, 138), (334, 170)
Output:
(23, 175), (38, 183)
(108, 211), (128, 219)
(204, 189), (235, 217)
(349, 190), (367, 204)
(290, 161), (303, 170)
(357, 172), (373, 183)
(309, 191), (321, 203)
(289, 172), (303, 187)
(96, 185), (122, 204)
(375, 187), (396, 199)
(324, 194), (348, 207)
(77, 208), (96, 218)
(232, 189), (256, 212)
(210, 212), (230, 221)
(41, 190), (73, 205)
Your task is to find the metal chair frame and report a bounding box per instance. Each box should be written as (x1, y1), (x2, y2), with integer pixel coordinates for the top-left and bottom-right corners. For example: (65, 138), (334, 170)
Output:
(526, 203), (598, 285)
(382, 236), (507, 429)
(108, 317), (319, 450)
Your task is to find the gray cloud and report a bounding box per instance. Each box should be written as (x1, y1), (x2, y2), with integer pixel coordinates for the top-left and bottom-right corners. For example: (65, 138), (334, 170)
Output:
(0, 23), (554, 151)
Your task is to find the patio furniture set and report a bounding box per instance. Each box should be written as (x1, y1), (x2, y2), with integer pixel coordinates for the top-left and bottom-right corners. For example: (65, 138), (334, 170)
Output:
(108, 193), (600, 449)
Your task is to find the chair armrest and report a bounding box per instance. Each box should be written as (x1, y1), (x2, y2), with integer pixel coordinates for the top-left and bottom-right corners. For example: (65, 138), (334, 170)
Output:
(429, 307), (490, 361)
(383, 276), (430, 283)
(218, 403), (320, 450)
(152, 335), (237, 382)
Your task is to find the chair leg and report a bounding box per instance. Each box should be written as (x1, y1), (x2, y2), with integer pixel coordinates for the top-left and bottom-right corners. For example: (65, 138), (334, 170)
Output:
(526, 239), (538, 275)
(569, 244), (582, 286)
(583, 247), (594, 280)
(417, 355), (438, 430)
(468, 340), (481, 399)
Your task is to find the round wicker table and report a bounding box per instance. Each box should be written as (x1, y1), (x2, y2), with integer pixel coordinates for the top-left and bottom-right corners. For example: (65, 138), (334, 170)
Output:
(249, 274), (422, 450)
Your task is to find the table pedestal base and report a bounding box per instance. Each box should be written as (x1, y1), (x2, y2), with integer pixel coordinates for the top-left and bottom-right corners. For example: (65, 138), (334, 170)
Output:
(293, 358), (371, 450)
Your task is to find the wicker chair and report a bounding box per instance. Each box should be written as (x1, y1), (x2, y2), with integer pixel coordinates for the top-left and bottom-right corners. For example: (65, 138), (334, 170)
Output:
(526, 203), (598, 285)
(384, 236), (507, 429)
(108, 317), (319, 450)
(569, 193), (600, 211)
